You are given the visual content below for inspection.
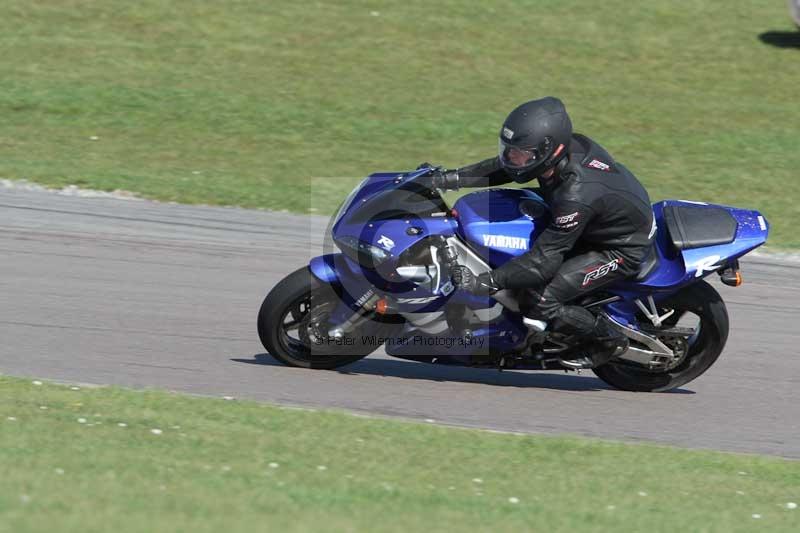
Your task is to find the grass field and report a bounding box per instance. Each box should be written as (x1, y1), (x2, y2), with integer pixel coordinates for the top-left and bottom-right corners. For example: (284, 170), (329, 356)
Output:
(0, 1), (798, 246)
(0, 376), (798, 532)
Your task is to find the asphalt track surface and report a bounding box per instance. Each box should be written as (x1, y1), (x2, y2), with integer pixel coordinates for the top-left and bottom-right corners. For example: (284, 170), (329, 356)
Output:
(1, 186), (799, 458)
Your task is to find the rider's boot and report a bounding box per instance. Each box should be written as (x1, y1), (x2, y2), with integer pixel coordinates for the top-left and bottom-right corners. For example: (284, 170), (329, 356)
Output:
(558, 315), (629, 370)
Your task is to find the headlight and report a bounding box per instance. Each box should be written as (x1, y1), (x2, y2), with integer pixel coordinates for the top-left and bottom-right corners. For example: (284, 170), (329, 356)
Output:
(335, 235), (391, 269)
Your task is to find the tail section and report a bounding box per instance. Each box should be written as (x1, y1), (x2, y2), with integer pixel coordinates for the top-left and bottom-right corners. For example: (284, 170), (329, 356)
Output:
(621, 200), (769, 290)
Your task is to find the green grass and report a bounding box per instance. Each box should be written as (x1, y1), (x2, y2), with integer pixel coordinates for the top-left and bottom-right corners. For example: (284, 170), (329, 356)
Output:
(0, 376), (798, 532)
(0, 0), (799, 247)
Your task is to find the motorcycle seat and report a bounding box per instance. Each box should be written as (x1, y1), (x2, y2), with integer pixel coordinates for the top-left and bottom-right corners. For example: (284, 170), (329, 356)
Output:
(663, 204), (738, 250)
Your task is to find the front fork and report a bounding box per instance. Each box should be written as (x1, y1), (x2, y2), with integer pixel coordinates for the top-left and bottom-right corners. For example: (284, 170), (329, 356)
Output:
(327, 291), (381, 339)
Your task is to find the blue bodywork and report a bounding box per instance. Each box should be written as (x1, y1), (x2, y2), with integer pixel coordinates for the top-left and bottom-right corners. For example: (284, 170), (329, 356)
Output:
(309, 170), (769, 359)
(453, 188), (549, 266)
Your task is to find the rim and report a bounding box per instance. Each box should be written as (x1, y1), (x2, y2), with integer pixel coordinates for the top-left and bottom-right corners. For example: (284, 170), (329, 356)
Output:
(277, 292), (313, 358)
(652, 310), (700, 372)
(276, 290), (352, 362)
(610, 306), (703, 375)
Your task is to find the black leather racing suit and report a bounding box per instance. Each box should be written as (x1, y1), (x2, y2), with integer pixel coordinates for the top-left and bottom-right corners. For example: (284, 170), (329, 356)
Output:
(450, 133), (655, 337)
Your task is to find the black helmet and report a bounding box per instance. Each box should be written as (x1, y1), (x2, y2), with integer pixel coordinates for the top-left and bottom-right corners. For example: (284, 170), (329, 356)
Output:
(498, 97), (573, 183)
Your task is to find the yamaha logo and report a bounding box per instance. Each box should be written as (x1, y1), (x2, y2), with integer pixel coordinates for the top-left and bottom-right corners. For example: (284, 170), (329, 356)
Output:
(482, 234), (528, 250)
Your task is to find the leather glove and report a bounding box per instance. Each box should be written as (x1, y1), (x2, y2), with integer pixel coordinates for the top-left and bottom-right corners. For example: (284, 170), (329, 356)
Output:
(414, 165), (460, 191)
(451, 266), (500, 296)
(437, 169), (460, 190)
(424, 169), (459, 191)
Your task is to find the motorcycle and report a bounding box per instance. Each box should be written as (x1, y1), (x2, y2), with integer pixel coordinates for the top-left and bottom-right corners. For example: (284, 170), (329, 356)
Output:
(258, 166), (769, 392)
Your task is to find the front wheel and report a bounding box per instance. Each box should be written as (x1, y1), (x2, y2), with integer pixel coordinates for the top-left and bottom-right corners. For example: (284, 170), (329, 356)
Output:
(593, 280), (729, 392)
(258, 267), (402, 369)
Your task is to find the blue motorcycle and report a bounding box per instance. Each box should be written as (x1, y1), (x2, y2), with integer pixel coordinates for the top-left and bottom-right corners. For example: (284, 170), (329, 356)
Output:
(258, 166), (769, 391)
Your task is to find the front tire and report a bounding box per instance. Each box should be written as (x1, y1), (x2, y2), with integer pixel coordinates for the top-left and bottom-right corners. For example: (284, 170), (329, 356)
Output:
(258, 267), (401, 369)
(593, 280), (729, 392)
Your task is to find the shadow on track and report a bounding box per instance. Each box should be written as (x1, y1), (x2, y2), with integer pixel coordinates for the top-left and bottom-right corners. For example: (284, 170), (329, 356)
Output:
(758, 31), (800, 48)
(232, 354), (695, 394)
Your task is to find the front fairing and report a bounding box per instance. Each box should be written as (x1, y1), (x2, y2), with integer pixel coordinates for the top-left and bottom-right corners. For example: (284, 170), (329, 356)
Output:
(333, 169), (449, 229)
(330, 169), (461, 311)
(333, 171), (455, 262)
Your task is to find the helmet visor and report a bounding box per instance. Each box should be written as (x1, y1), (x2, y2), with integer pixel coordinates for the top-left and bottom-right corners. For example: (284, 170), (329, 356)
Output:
(498, 137), (553, 171)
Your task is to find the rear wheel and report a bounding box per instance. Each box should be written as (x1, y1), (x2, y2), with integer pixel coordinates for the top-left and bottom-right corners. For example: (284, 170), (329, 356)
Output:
(593, 281), (729, 392)
(258, 267), (401, 369)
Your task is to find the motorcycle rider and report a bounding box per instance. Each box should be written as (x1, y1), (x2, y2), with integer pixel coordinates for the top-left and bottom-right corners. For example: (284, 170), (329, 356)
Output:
(430, 97), (655, 368)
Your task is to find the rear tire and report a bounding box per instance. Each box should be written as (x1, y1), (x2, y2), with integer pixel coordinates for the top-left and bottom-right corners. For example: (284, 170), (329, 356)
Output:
(592, 280), (729, 392)
(258, 267), (401, 369)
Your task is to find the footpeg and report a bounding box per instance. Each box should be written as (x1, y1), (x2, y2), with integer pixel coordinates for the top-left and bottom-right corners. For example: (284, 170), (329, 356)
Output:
(559, 356), (595, 370)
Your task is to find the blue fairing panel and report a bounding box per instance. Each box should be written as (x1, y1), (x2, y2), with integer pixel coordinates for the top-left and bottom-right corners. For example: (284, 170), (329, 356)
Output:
(309, 254), (342, 284)
(615, 201), (769, 291)
(453, 188), (549, 267)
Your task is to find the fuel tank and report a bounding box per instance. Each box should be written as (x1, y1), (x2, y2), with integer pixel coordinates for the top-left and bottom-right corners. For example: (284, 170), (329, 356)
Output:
(452, 188), (550, 267)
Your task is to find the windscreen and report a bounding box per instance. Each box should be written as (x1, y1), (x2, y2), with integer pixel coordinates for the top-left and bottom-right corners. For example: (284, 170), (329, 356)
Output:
(340, 176), (449, 225)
